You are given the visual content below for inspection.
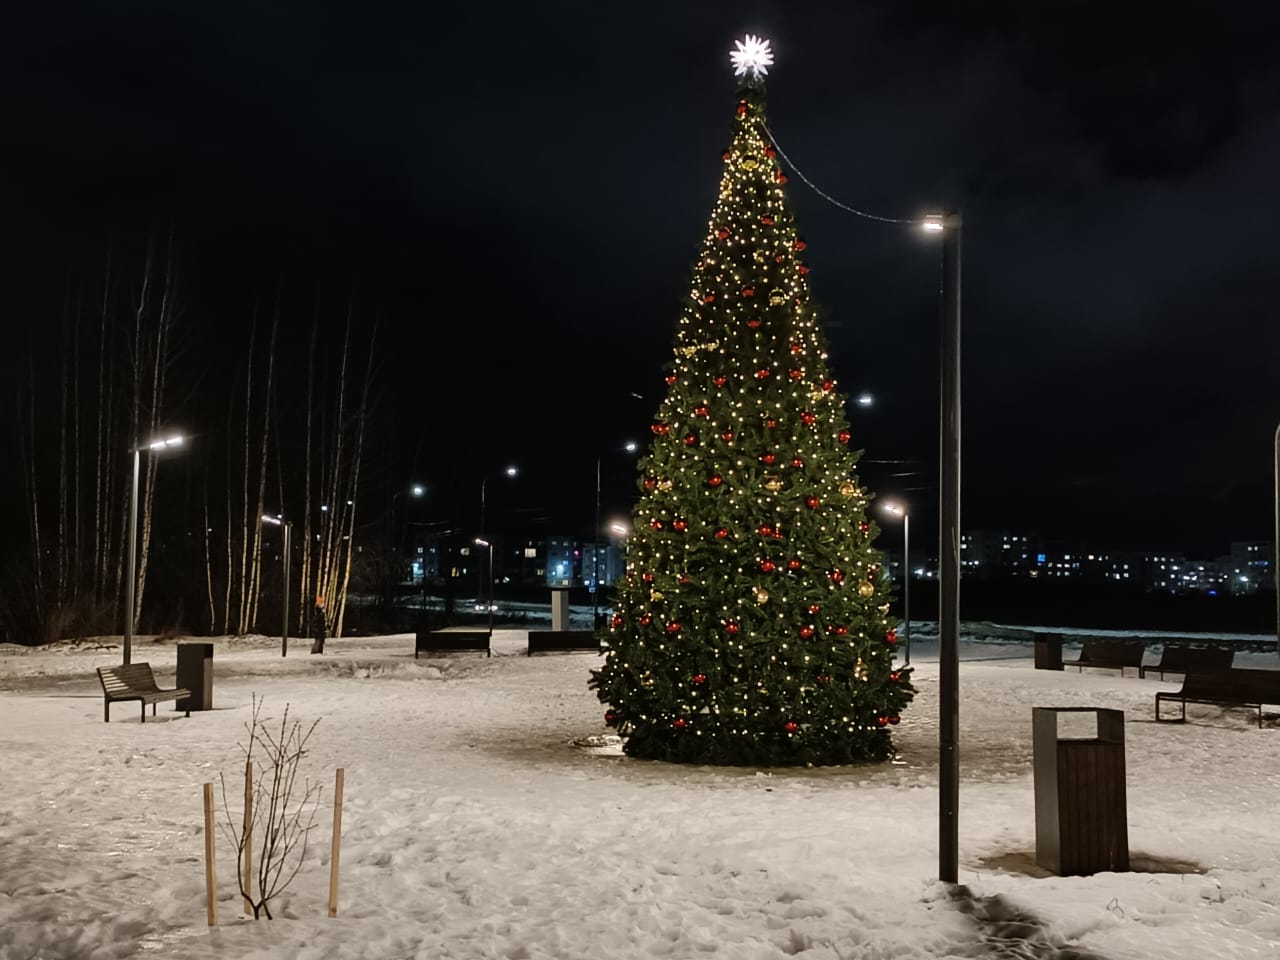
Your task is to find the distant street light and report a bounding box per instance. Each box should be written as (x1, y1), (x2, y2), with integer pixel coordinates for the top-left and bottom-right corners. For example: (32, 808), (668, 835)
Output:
(478, 466), (518, 608)
(595, 442), (641, 629)
(123, 434), (186, 666)
(474, 538), (495, 636)
(388, 483), (426, 605)
(882, 502), (911, 666)
(609, 521), (630, 538)
(261, 515), (291, 657)
(856, 393), (874, 407)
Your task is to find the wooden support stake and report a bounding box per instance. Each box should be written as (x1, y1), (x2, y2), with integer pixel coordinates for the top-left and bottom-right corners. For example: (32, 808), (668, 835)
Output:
(328, 767), (345, 918)
(242, 760), (253, 915)
(202, 782), (217, 926)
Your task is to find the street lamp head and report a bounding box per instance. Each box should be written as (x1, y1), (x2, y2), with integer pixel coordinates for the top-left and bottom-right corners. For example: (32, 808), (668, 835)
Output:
(856, 393), (874, 407)
(882, 502), (906, 517)
(609, 522), (630, 537)
(261, 514), (283, 526)
(922, 214), (945, 233)
(624, 440), (638, 453)
(474, 537), (490, 548)
(144, 434), (186, 451)
(410, 484), (426, 497)
(504, 465), (518, 478)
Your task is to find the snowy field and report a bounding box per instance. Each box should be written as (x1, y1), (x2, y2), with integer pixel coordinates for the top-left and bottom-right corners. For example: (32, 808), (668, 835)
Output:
(2, 627), (1279, 959)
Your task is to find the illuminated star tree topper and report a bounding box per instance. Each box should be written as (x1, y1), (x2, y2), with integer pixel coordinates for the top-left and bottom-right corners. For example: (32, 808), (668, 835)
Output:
(729, 34), (774, 80)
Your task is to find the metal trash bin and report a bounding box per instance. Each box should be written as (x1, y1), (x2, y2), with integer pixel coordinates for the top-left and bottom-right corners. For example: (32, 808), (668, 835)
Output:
(1033, 707), (1128, 876)
(176, 642), (213, 712)
(1034, 634), (1063, 671)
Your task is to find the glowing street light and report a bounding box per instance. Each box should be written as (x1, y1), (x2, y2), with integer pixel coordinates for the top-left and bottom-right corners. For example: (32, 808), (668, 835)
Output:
(474, 538), (495, 637)
(261, 515), (291, 657)
(595, 442), (641, 629)
(123, 433), (187, 665)
(856, 393), (874, 407)
(881, 502), (911, 667)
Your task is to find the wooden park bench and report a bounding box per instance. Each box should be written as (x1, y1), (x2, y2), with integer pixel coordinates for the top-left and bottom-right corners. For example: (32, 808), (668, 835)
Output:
(527, 630), (603, 656)
(96, 663), (190, 723)
(1140, 644), (1234, 680)
(414, 630), (491, 659)
(1155, 668), (1280, 728)
(1063, 640), (1145, 677)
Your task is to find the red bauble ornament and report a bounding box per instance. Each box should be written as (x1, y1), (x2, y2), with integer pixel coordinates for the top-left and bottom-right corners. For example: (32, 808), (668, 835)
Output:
(746, 318), (762, 328)
(703, 293), (715, 303)
(837, 429), (851, 443)
(859, 521), (870, 535)
(889, 672), (900, 682)
(797, 263), (810, 275)
(736, 101), (748, 116)
(642, 572), (654, 582)
(757, 524), (773, 536)
(808, 604), (821, 614)
(611, 614), (623, 628)
(650, 519), (664, 530)
(604, 709), (618, 726)
(765, 146), (777, 158)
(834, 625), (848, 636)
(720, 430), (734, 442)
(775, 254), (785, 264)
(714, 527), (729, 539)
(799, 626), (814, 639)
(784, 721), (799, 734)
(889, 715), (901, 726)
(776, 171), (788, 183)
(760, 559), (777, 573)
(765, 418), (777, 428)
(713, 375), (727, 387)
(724, 622), (739, 635)
(822, 379), (835, 392)
(672, 518), (688, 531)
(886, 629), (898, 646)
(876, 716), (889, 728)
(760, 215), (775, 225)
(791, 457), (804, 469)
(790, 341), (804, 354)
(717, 227), (730, 239)
(721, 150), (731, 162)
(673, 717), (688, 728)
(666, 621), (682, 634)
(788, 368), (803, 380)
(741, 286), (755, 297)
(708, 474), (723, 487)
(678, 573), (690, 583)
(693, 673), (707, 684)
(755, 368), (770, 379)
(805, 496), (820, 510)
(684, 434), (698, 446)
(795, 239), (807, 251)
(760, 452), (777, 465)
(643, 477), (657, 490)
(801, 412), (816, 426)
(787, 558), (801, 571)
(665, 373), (677, 385)
(640, 614), (652, 625)
(830, 569), (845, 583)
(651, 422), (670, 435)
(693, 405), (709, 417)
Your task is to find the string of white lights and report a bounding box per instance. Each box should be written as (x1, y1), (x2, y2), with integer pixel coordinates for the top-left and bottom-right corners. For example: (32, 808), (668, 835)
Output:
(760, 122), (919, 226)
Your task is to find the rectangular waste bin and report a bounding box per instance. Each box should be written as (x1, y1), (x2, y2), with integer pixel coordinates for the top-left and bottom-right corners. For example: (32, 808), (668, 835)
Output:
(1033, 707), (1128, 876)
(176, 642), (213, 711)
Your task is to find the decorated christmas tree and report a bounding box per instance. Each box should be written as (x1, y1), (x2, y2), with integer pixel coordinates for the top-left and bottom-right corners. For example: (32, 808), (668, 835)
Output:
(591, 36), (914, 766)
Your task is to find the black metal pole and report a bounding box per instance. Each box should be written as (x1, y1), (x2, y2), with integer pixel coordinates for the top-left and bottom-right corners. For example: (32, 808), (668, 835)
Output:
(487, 543), (495, 637)
(903, 511), (911, 667)
(282, 521), (291, 658)
(1274, 422), (1279, 655)
(124, 447), (139, 666)
(939, 210), (962, 884)
(593, 457), (601, 630)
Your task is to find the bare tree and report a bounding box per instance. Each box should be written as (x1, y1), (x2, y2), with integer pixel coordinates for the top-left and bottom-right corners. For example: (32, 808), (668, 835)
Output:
(219, 696), (323, 920)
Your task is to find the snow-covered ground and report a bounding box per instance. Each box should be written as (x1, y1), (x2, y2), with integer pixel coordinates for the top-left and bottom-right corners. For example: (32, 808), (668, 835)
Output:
(2, 627), (1278, 959)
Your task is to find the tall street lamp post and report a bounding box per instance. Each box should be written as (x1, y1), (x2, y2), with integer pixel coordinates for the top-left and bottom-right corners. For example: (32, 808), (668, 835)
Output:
(123, 434), (186, 666)
(261, 515), (291, 657)
(925, 210), (962, 885)
(595, 441), (638, 630)
(882, 502), (911, 666)
(1274, 422), (1279, 654)
(474, 538), (495, 637)
(478, 466), (518, 606)
(388, 483), (426, 610)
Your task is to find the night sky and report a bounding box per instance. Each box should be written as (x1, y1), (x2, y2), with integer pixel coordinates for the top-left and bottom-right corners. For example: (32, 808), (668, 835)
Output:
(3, 1), (1278, 559)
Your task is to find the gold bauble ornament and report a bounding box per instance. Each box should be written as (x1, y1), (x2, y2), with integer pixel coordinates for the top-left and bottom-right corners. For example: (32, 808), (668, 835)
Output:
(858, 581), (876, 598)
(764, 475), (783, 492)
(740, 157), (759, 170)
(657, 479), (674, 492)
(768, 288), (787, 305)
(839, 480), (858, 498)
(753, 585), (769, 604)
(878, 603), (891, 615)
(650, 589), (665, 602)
